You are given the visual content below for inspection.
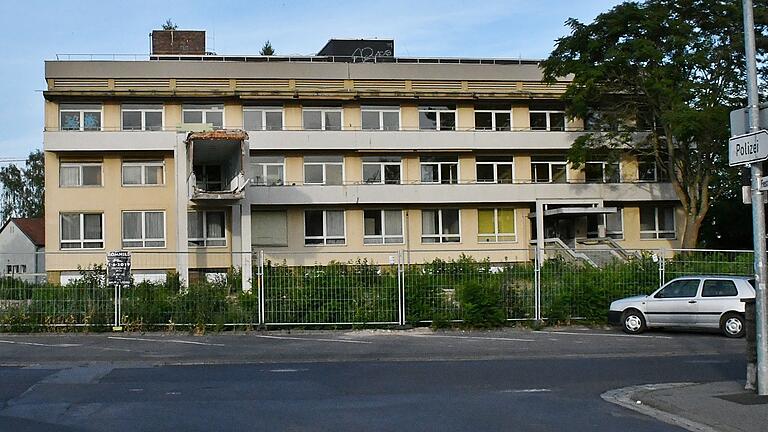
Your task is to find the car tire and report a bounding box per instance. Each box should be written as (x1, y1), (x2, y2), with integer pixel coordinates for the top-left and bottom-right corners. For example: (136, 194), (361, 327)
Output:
(720, 312), (745, 338)
(621, 309), (646, 335)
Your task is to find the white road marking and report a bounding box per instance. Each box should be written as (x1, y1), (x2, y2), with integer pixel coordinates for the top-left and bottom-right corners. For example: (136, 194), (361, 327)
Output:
(533, 331), (673, 339)
(0, 340), (81, 348)
(268, 368), (308, 373)
(107, 336), (225, 347)
(402, 334), (535, 342)
(251, 334), (372, 344)
(499, 388), (552, 393)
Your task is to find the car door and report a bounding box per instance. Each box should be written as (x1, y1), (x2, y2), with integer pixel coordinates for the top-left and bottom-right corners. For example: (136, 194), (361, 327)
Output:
(645, 279), (701, 326)
(698, 278), (740, 329)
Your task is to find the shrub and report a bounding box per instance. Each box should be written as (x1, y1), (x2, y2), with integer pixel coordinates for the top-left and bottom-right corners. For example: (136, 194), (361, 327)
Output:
(456, 281), (505, 328)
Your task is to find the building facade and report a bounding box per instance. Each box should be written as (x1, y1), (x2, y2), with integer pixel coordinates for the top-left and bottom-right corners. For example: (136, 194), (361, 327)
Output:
(0, 218), (45, 281)
(43, 34), (682, 286)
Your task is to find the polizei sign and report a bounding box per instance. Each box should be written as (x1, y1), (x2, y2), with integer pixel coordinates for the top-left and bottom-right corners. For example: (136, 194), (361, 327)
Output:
(729, 130), (768, 166)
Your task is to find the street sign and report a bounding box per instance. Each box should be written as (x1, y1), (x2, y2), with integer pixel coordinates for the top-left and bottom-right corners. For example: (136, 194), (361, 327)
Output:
(761, 176), (768, 191)
(730, 106), (768, 137)
(729, 130), (768, 166)
(107, 250), (131, 287)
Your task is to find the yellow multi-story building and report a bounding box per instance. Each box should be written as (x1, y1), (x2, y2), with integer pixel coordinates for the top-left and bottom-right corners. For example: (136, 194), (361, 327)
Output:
(43, 33), (682, 287)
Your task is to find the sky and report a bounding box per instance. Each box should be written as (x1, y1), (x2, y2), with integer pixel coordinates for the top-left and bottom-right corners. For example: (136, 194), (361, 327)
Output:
(0, 0), (624, 158)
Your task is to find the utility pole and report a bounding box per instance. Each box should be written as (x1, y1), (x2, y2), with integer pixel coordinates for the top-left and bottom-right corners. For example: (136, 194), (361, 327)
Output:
(743, 0), (768, 396)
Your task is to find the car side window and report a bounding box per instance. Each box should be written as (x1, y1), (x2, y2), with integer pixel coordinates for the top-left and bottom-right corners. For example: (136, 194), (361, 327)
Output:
(701, 280), (738, 297)
(654, 279), (700, 299)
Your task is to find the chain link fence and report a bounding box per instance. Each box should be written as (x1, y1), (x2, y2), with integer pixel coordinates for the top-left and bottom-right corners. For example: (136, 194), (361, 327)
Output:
(0, 248), (756, 330)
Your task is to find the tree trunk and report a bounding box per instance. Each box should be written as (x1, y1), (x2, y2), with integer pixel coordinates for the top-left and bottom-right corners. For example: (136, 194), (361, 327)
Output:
(681, 211), (704, 248)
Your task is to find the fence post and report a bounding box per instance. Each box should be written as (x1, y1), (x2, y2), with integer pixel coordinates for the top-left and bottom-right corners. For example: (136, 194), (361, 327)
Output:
(658, 248), (666, 285)
(534, 244), (542, 321)
(398, 250), (405, 326)
(258, 250), (266, 326)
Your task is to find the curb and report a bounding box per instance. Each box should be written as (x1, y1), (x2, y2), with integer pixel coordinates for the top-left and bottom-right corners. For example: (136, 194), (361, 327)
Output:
(601, 383), (720, 432)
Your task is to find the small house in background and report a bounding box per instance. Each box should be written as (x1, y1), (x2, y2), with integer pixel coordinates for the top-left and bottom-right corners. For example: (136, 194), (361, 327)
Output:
(0, 218), (45, 281)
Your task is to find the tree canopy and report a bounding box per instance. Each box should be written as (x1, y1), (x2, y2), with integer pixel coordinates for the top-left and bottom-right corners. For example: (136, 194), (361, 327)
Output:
(541, 0), (767, 247)
(260, 40), (275, 56)
(0, 150), (44, 222)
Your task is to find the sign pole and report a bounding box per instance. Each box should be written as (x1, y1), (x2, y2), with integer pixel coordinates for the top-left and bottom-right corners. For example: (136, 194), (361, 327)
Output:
(743, 0), (768, 396)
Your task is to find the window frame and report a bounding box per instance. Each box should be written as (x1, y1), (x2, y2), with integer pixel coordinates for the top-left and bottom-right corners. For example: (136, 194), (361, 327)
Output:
(59, 104), (103, 131)
(477, 208), (517, 243)
(531, 159), (569, 183)
(638, 158), (669, 182)
(121, 160), (165, 187)
(59, 212), (104, 250)
(363, 209), (405, 245)
(121, 210), (167, 249)
(243, 106), (284, 131)
(584, 161), (621, 183)
(587, 209), (625, 240)
(474, 109), (512, 131)
(304, 210), (346, 246)
(182, 104), (225, 129)
(476, 157), (515, 184)
(251, 156), (285, 186)
(529, 110), (567, 131)
(640, 206), (676, 240)
(421, 208), (461, 243)
(120, 104), (164, 131)
(59, 162), (103, 188)
(188, 210), (227, 248)
(303, 156), (345, 185)
(418, 106), (457, 131)
(362, 156), (402, 184)
(420, 156), (459, 184)
(302, 107), (344, 131)
(361, 105), (401, 131)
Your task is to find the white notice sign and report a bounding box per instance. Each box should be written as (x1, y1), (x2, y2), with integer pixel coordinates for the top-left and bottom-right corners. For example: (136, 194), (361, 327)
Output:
(729, 130), (768, 166)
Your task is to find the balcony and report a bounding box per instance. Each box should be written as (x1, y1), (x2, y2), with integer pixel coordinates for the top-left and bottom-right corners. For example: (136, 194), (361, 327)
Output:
(44, 130), (179, 151)
(247, 181), (678, 205)
(187, 130), (249, 202)
(247, 130), (587, 151)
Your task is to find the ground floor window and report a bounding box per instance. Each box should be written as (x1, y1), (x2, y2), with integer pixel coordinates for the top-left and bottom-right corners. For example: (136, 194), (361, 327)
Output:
(587, 209), (624, 239)
(640, 206), (675, 239)
(252, 211), (288, 246)
(122, 211), (166, 248)
(304, 210), (345, 245)
(477, 208), (516, 242)
(364, 210), (404, 244)
(60, 213), (104, 249)
(422, 209), (460, 243)
(189, 211), (226, 247)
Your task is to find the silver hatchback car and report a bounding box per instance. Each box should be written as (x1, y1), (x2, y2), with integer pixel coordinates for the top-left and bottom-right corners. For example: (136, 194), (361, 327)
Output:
(608, 276), (755, 337)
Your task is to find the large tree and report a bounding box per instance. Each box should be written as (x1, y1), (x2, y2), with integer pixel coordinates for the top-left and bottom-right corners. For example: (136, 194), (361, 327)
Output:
(542, 0), (767, 247)
(0, 150), (44, 221)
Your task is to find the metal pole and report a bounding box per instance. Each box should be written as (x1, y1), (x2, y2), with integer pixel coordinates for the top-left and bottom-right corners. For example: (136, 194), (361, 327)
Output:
(743, 0), (768, 396)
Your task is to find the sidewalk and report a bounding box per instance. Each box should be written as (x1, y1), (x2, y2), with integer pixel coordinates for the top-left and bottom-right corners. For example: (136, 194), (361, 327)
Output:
(604, 381), (768, 432)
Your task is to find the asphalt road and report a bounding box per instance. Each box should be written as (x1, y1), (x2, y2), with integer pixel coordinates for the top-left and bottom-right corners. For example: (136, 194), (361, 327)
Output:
(0, 327), (747, 431)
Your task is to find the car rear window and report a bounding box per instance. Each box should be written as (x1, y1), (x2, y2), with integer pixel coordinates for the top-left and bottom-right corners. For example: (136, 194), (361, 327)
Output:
(702, 280), (738, 297)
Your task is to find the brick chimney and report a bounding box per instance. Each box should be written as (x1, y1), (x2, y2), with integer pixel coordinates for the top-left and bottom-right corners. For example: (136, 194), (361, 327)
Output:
(151, 30), (206, 55)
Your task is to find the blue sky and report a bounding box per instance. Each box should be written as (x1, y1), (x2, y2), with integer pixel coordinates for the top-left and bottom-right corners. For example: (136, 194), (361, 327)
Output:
(0, 0), (623, 157)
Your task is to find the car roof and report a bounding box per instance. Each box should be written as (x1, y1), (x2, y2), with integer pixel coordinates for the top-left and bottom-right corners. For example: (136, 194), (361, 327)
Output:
(669, 275), (752, 280)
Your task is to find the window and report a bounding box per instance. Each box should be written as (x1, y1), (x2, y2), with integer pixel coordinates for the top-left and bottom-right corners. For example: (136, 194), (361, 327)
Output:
(585, 161), (620, 183)
(421, 155), (459, 184)
(364, 210), (404, 244)
(304, 210), (345, 245)
(422, 209), (460, 243)
(476, 156), (514, 183)
(362, 156), (401, 184)
(655, 279), (700, 298)
(6, 265), (26, 274)
(362, 106), (400, 130)
(121, 104), (163, 131)
(243, 107), (283, 131)
(638, 158), (669, 182)
(303, 108), (342, 130)
(252, 211), (288, 246)
(252, 156), (284, 186)
(475, 109), (511, 131)
(304, 156), (343, 185)
(478, 208), (516, 243)
(531, 156), (568, 183)
(587, 209), (624, 239)
(182, 104), (224, 129)
(122, 211), (166, 248)
(193, 165), (223, 191)
(188, 211), (226, 247)
(59, 162), (102, 187)
(122, 161), (164, 186)
(529, 111), (566, 131)
(419, 106), (456, 130)
(702, 280), (739, 297)
(60, 104), (102, 131)
(60, 213), (103, 249)
(640, 206), (676, 239)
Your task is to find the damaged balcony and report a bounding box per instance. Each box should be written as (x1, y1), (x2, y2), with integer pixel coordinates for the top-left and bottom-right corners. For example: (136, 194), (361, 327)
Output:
(187, 130), (250, 201)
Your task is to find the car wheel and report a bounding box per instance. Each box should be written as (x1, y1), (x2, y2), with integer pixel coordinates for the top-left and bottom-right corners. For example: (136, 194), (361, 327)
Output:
(621, 309), (646, 334)
(721, 313), (745, 338)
